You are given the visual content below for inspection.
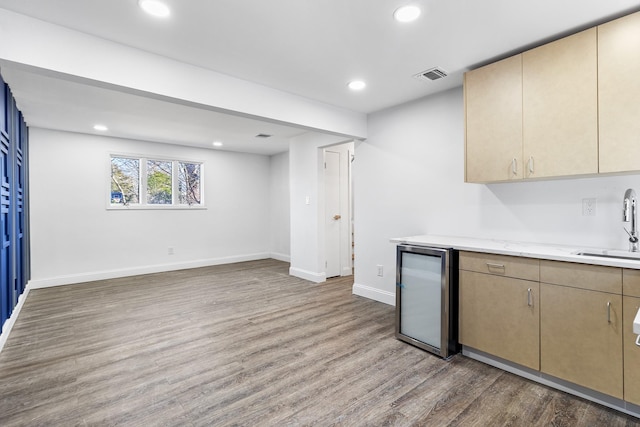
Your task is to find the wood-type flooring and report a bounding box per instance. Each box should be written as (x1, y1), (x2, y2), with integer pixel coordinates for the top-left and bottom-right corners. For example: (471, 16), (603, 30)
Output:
(0, 259), (638, 426)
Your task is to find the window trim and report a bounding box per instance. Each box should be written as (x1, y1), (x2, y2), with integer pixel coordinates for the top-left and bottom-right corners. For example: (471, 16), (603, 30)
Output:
(107, 152), (205, 210)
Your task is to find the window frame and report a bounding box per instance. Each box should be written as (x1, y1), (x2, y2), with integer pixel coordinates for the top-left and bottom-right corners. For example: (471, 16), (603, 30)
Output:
(108, 153), (205, 210)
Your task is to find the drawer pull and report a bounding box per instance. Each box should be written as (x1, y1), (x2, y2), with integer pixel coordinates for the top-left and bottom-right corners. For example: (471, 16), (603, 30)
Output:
(486, 262), (505, 273)
(512, 158), (518, 176)
(607, 301), (611, 323)
(527, 288), (532, 307)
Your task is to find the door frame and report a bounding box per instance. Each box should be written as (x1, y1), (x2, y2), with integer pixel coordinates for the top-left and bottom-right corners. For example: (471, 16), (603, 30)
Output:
(321, 141), (354, 277)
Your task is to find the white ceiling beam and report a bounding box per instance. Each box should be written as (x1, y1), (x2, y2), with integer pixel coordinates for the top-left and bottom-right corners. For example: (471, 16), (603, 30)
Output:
(0, 8), (367, 139)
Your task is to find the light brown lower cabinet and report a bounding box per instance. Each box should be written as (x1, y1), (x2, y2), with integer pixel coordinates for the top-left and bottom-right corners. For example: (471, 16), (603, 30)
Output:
(540, 283), (623, 399)
(459, 254), (640, 406)
(624, 296), (640, 405)
(459, 269), (539, 370)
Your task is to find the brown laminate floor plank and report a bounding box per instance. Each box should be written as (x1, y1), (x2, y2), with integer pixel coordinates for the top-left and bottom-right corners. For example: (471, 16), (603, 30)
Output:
(0, 259), (638, 426)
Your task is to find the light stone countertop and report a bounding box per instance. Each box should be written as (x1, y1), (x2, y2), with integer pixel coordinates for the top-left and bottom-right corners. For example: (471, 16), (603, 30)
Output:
(390, 235), (640, 270)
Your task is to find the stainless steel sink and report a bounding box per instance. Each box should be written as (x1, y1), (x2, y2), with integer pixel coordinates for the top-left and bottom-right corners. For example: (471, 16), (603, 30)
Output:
(574, 249), (640, 261)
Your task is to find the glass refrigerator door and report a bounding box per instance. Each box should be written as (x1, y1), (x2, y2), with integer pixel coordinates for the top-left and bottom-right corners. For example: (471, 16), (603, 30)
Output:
(399, 251), (443, 350)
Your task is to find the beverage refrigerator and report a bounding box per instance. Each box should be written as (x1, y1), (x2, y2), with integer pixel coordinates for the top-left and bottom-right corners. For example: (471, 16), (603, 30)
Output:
(395, 244), (458, 358)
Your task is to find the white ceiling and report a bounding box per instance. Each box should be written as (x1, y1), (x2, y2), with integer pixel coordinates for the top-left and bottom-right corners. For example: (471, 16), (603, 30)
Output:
(0, 0), (638, 154)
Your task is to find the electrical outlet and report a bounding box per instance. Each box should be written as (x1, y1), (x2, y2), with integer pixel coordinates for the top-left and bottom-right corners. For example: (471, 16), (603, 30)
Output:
(582, 198), (597, 216)
(168, 247), (174, 255)
(377, 265), (384, 277)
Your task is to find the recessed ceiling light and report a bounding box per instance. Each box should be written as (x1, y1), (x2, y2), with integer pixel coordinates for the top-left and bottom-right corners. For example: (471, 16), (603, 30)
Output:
(93, 124), (108, 132)
(138, 0), (171, 18)
(394, 5), (421, 23)
(348, 80), (366, 91)
(212, 141), (223, 147)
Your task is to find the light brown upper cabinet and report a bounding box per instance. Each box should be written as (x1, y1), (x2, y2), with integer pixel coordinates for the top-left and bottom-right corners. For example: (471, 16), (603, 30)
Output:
(464, 27), (599, 183)
(522, 28), (598, 179)
(465, 55), (523, 183)
(598, 11), (640, 174)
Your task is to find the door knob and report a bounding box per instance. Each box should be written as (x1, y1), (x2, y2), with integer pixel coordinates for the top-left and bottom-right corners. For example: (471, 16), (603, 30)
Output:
(333, 214), (341, 220)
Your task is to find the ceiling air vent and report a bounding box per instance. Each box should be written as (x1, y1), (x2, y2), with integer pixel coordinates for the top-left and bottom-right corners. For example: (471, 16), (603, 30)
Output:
(255, 133), (272, 138)
(414, 67), (448, 82)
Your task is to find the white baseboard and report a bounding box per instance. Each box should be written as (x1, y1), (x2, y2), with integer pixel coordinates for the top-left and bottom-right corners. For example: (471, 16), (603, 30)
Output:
(0, 286), (31, 353)
(28, 252), (273, 289)
(289, 267), (326, 283)
(352, 282), (395, 306)
(270, 252), (291, 263)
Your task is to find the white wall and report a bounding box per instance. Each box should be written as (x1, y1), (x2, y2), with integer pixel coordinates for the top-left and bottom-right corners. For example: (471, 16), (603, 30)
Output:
(29, 128), (281, 287)
(269, 151), (290, 261)
(354, 86), (640, 305)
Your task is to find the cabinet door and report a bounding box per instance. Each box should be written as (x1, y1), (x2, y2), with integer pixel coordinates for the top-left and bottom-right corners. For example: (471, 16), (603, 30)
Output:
(459, 270), (539, 370)
(464, 55), (523, 183)
(522, 28), (598, 178)
(624, 296), (640, 405)
(598, 11), (640, 173)
(540, 284), (623, 398)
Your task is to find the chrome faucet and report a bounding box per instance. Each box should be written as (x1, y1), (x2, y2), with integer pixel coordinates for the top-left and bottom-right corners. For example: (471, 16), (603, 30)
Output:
(623, 188), (639, 252)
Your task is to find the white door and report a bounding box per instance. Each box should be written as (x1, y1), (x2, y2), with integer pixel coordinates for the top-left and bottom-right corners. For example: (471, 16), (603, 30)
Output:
(324, 150), (341, 278)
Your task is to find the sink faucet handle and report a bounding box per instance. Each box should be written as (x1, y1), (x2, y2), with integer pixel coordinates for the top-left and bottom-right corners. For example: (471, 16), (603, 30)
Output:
(625, 227), (639, 242)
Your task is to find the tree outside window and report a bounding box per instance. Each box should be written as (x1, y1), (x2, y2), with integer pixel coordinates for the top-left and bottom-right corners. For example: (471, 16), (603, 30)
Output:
(111, 157), (139, 205)
(147, 160), (172, 204)
(110, 155), (203, 207)
(178, 162), (201, 205)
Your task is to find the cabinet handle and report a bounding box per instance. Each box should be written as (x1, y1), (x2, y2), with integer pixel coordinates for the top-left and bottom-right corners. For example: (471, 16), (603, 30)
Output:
(528, 156), (534, 174)
(512, 158), (518, 176)
(486, 262), (505, 273)
(527, 288), (532, 307)
(607, 301), (611, 323)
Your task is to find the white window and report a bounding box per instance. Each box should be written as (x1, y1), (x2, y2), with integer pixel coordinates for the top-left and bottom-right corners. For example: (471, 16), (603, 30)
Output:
(110, 155), (203, 208)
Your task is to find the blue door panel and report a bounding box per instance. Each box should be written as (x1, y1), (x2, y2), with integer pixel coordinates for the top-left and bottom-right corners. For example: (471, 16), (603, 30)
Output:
(0, 81), (9, 327)
(0, 76), (29, 330)
(0, 75), (5, 136)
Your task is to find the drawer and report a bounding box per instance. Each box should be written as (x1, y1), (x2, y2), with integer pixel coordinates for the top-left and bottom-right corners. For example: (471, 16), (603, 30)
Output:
(459, 251), (539, 281)
(540, 260), (621, 294)
(623, 269), (640, 297)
